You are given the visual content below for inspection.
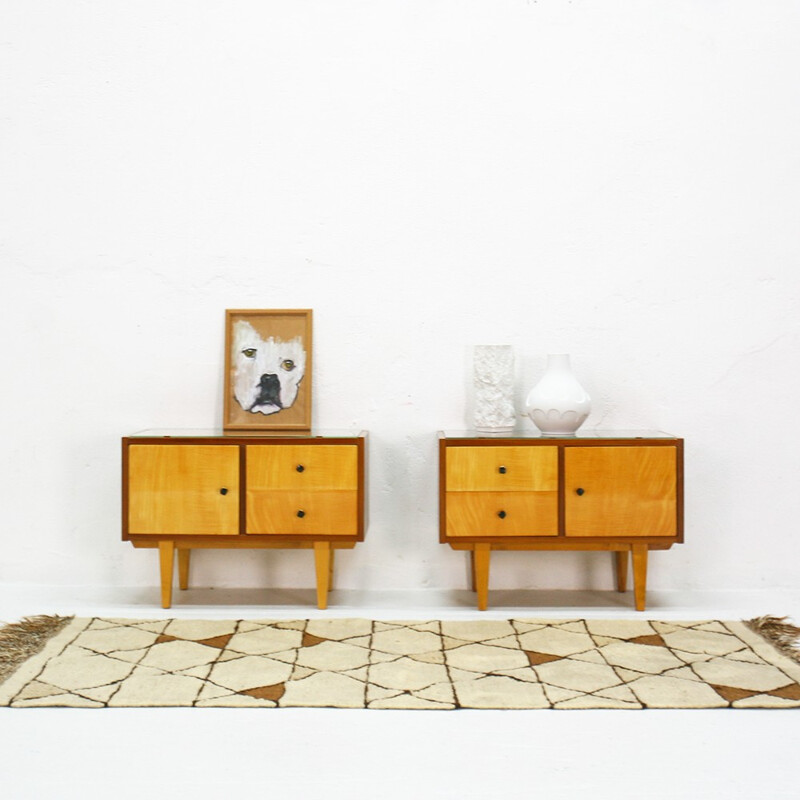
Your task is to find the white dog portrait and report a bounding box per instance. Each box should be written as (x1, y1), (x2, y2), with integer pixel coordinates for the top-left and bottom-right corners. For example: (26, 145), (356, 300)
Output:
(232, 320), (307, 415)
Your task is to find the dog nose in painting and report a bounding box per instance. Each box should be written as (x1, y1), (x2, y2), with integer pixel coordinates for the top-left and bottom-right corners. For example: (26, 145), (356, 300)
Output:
(256, 373), (282, 407)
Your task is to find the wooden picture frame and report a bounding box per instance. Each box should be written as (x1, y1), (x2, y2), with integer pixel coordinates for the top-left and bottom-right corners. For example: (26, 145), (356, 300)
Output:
(223, 309), (312, 431)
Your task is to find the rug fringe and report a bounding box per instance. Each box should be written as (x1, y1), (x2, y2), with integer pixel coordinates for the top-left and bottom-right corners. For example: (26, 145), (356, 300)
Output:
(744, 615), (800, 664)
(0, 615), (74, 685)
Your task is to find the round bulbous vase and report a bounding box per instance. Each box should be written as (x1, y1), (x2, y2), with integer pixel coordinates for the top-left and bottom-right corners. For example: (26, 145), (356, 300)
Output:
(525, 354), (591, 435)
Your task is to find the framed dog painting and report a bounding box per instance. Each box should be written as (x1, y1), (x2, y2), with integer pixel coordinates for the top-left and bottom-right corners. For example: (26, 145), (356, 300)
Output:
(223, 309), (312, 431)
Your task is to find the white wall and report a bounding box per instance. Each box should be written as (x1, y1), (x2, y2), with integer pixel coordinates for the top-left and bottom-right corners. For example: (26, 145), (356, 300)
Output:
(2, 1), (799, 595)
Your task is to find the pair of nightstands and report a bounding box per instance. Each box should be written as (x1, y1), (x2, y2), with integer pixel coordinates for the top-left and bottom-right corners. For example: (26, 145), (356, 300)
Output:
(122, 429), (683, 611)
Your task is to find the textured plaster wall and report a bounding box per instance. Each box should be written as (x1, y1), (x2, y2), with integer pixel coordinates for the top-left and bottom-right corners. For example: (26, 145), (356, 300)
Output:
(2, 1), (799, 595)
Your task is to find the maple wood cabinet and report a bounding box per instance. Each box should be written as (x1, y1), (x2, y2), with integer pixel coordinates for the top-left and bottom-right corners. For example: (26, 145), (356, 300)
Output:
(439, 431), (683, 610)
(123, 430), (367, 609)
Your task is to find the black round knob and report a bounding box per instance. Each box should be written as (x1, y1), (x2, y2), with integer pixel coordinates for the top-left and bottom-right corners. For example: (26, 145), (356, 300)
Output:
(576, 488), (585, 496)
(498, 466), (507, 474)
(219, 488), (228, 495)
(296, 510), (306, 518)
(498, 510), (507, 519)
(296, 464), (305, 473)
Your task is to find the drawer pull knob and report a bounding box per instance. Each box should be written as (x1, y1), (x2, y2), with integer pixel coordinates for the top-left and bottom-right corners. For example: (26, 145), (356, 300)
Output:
(498, 510), (507, 519)
(576, 488), (585, 496)
(296, 510), (306, 518)
(219, 488), (228, 495)
(296, 464), (305, 473)
(498, 466), (507, 474)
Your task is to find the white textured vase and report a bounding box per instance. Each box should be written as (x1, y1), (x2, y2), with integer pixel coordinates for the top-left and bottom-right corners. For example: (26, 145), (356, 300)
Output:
(473, 345), (516, 433)
(525, 354), (591, 435)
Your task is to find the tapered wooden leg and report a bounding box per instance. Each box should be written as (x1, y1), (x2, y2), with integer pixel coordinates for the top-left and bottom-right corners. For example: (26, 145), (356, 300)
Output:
(469, 550), (477, 592)
(632, 544), (648, 611)
(314, 541), (331, 610)
(474, 544), (491, 611)
(158, 540), (175, 609)
(328, 548), (335, 590)
(615, 550), (629, 593)
(177, 548), (191, 590)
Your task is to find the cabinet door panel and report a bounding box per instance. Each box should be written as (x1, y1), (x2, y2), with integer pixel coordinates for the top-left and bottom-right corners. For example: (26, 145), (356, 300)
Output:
(128, 445), (239, 535)
(246, 445), (357, 490)
(564, 446), (677, 537)
(246, 490), (358, 535)
(445, 491), (558, 537)
(446, 446), (558, 491)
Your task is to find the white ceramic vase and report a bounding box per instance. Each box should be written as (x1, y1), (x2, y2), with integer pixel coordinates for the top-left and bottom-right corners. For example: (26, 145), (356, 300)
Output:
(473, 345), (516, 433)
(525, 354), (591, 435)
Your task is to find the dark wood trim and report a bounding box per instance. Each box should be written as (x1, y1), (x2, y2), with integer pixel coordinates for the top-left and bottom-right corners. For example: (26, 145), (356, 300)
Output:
(121, 438), (130, 541)
(127, 434), (365, 447)
(438, 436), (448, 544)
(441, 436), (680, 448)
(239, 443), (248, 535)
(356, 433), (367, 542)
(557, 444), (566, 537)
(675, 437), (685, 544)
(129, 535), (360, 548)
(446, 537), (679, 549)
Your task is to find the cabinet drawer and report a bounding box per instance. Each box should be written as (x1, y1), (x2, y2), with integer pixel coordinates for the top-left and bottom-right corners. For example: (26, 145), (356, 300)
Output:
(445, 491), (558, 537)
(246, 444), (358, 490)
(246, 490), (358, 535)
(127, 444), (239, 535)
(564, 446), (677, 537)
(446, 446), (558, 491)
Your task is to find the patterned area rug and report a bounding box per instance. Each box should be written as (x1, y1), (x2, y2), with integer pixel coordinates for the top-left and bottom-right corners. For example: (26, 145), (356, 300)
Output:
(2, 616), (799, 709)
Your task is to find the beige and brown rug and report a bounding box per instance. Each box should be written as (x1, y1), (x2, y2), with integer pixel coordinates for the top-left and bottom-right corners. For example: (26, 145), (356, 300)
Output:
(2, 615), (799, 709)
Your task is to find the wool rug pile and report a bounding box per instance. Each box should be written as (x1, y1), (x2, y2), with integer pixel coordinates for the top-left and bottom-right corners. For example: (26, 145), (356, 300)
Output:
(1, 615), (799, 709)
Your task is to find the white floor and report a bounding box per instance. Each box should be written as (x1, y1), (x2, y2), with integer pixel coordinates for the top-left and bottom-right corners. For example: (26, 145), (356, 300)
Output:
(2, 584), (799, 800)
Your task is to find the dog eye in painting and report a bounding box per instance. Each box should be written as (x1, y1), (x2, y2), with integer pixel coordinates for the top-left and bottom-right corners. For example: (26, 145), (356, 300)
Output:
(281, 359), (296, 371)
(242, 348), (257, 358)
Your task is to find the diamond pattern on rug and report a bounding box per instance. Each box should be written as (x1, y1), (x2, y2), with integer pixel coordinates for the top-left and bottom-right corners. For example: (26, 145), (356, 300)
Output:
(2, 618), (800, 709)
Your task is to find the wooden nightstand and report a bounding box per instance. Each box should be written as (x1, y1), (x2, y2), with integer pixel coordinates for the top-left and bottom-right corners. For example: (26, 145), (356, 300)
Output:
(439, 430), (683, 610)
(122, 429), (367, 609)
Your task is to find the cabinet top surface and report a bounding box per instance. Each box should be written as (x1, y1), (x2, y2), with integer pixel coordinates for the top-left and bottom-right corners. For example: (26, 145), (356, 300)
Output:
(440, 429), (679, 441)
(128, 428), (366, 440)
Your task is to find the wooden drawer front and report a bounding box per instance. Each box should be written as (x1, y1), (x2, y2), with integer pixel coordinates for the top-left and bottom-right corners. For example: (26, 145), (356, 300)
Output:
(446, 446), (558, 491)
(127, 445), (239, 535)
(445, 492), (558, 537)
(564, 446), (677, 537)
(246, 444), (358, 491)
(246, 490), (358, 535)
